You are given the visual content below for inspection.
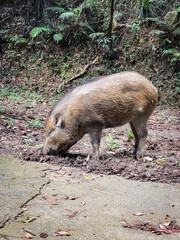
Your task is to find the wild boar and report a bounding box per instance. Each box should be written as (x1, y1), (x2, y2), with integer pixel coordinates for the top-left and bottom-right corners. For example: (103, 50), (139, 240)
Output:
(43, 71), (157, 159)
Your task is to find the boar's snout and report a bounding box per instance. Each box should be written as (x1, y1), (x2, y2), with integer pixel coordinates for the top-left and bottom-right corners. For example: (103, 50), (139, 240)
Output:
(42, 146), (57, 156)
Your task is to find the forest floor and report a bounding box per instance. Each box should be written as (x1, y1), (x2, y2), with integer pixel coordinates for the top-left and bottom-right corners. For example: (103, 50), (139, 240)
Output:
(0, 94), (179, 185)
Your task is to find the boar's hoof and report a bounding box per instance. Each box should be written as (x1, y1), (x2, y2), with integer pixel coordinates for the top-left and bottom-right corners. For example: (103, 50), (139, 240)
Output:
(135, 152), (144, 159)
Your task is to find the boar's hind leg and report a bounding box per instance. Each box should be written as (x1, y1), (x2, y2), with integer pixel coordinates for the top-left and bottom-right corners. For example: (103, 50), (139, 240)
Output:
(129, 122), (139, 154)
(130, 119), (148, 159)
(88, 127), (102, 160)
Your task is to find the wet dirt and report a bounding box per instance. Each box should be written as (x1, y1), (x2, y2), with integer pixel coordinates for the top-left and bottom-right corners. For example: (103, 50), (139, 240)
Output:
(0, 100), (179, 184)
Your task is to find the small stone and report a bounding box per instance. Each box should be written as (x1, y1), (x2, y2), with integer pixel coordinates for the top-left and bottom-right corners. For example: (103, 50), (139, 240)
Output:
(144, 157), (153, 161)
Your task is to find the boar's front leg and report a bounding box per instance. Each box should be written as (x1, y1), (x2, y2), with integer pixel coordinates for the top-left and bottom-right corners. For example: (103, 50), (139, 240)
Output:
(88, 126), (102, 160)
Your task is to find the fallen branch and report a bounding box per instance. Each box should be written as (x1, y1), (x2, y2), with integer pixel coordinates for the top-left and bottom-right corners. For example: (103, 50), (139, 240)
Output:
(58, 57), (99, 91)
(0, 17), (10, 24)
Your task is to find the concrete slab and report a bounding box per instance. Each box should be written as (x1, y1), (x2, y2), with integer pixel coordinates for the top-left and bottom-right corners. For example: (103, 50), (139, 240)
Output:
(0, 155), (180, 240)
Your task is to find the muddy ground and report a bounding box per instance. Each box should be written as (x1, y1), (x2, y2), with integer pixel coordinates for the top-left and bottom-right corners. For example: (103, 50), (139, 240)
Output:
(0, 98), (179, 184)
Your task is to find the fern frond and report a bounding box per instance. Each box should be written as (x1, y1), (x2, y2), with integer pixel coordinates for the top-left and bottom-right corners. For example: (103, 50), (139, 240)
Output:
(15, 38), (27, 44)
(146, 17), (166, 26)
(59, 12), (75, 20)
(114, 12), (123, 22)
(172, 27), (180, 36)
(164, 10), (178, 26)
(77, 22), (94, 32)
(162, 49), (179, 56)
(89, 32), (104, 40)
(81, 0), (96, 10)
(30, 27), (51, 38)
(46, 7), (64, 13)
(57, 24), (69, 31)
(150, 30), (166, 35)
(53, 33), (63, 43)
(176, 6), (180, 13)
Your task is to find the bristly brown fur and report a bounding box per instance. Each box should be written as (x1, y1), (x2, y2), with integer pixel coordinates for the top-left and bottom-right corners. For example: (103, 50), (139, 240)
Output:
(43, 71), (158, 159)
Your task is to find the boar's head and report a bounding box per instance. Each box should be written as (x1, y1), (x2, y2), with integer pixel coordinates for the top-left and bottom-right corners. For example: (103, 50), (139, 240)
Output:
(43, 114), (71, 155)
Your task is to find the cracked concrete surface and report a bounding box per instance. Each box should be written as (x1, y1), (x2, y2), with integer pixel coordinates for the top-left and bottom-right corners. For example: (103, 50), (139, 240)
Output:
(0, 155), (180, 240)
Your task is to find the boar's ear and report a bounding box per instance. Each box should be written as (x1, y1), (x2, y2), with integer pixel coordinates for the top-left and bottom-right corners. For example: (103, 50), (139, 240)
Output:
(55, 114), (65, 128)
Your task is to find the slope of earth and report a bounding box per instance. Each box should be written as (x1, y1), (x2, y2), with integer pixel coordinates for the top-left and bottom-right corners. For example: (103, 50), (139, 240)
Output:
(0, 95), (179, 184)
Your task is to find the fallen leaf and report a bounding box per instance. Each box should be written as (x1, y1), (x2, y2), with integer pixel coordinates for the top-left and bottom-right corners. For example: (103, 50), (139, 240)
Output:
(163, 222), (171, 227)
(41, 195), (48, 200)
(65, 195), (77, 200)
(67, 211), (78, 218)
(40, 233), (48, 238)
(80, 201), (86, 206)
(133, 212), (144, 216)
(84, 176), (90, 179)
(50, 198), (58, 205)
(23, 217), (36, 223)
(121, 219), (180, 235)
(54, 230), (72, 236)
(169, 203), (174, 207)
(24, 232), (33, 239)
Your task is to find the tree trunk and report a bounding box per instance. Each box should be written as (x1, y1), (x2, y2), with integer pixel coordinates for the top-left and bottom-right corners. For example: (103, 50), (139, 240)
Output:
(107, 0), (115, 56)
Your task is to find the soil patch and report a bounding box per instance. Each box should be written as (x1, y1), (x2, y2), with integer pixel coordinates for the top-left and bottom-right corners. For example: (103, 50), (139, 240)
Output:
(0, 99), (179, 184)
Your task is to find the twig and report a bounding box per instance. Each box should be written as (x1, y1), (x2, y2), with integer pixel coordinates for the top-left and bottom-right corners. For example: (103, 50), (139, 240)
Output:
(58, 57), (99, 91)
(0, 17), (10, 24)
(0, 234), (23, 239)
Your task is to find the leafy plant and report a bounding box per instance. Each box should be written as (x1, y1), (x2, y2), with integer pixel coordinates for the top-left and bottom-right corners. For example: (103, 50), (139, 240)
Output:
(28, 118), (43, 128)
(8, 117), (15, 125)
(157, 158), (166, 162)
(126, 22), (140, 33)
(137, 0), (168, 19)
(148, 7), (180, 69)
(53, 33), (64, 43)
(150, 162), (156, 167)
(104, 133), (119, 149)
(162, 49), (180, 63)
(127, 130), (134, 139)
(59, 12), (76, 20)
(30, 27), (52, 39)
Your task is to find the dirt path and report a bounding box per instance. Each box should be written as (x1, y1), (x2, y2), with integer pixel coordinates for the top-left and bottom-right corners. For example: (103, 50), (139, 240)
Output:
(0, 98), (179, 184)
(0, 155), (180, 239)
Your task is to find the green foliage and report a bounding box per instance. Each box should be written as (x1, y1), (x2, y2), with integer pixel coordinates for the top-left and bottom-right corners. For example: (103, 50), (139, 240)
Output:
(148, 6), (180, 68)
(59, 12), (76, 20)
(150, 30), (165, 36)
(126, 22), (140, 33)
(127, 130), (134, 139)
(162, 49), (180, 63)
(30, 27), (52, 39)
(137, 0), (168, 18)
(77, 22), (94, 32)
(104, 133), (119, 149)
(157, 158), (166, 163)
(0, 30), (28, 48)
(172, 27), (180, 36)
(89, 32), (105, 41)
(97, 37), (111, 52)
(8, 117), (15, 125)
(15, 38), (28, 44)
(0, 86), (46, 106)
(53, 33), (64, 43)
(28, 118), (43, 128)
(46, 6), (64, 13)
(80, 0), (97, 10)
